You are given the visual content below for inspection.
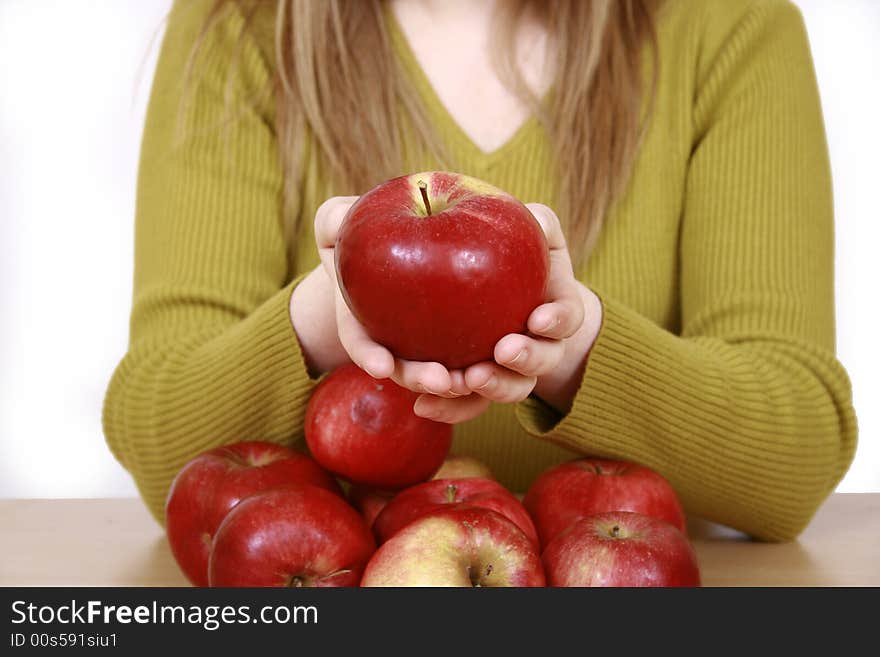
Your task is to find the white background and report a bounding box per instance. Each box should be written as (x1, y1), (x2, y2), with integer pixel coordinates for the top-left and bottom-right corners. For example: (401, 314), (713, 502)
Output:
(1, 0), (878, 499)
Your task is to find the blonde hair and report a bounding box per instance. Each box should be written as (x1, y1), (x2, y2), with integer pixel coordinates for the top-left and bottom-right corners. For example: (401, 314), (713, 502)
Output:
(199, 0), (661, 261)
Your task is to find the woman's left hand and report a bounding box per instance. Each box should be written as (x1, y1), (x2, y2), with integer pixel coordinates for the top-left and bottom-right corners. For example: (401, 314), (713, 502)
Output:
(413, 203), (604, 422)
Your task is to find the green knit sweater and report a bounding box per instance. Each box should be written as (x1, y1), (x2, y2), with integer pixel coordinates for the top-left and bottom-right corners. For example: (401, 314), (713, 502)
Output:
(103, 0), (857, 540)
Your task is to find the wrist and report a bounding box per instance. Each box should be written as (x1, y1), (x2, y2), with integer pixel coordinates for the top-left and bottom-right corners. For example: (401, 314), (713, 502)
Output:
(290, 267), (350, 377)
(532, 284), (602, 413)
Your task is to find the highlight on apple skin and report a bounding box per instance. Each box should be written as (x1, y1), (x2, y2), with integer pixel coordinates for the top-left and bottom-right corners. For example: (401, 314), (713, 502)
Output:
(361, 505), (546, 587)
(335, 171), (550, 369)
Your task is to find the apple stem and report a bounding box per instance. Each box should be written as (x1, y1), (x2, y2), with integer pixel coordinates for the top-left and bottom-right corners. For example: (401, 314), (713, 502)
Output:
(445, 484), (458, 503)
(611, 525), (620, 538)
(418, 180), (432, 216)
(467, 565), (480, 587)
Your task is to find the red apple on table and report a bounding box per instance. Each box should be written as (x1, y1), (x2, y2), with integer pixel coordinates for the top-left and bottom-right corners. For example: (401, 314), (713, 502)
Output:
(373, 478), (539, 547)
(362, 506), (545, 587)
(523, 458), (686, 547)
(542, 512), (700, 587)
(305, 364), (452, 489)
(335, 171), (550, 369)
(348, 484), (395, 529)
(431, 454), (494, 481)
(209, 485), (375, 587)
(165, 440), (342, 586)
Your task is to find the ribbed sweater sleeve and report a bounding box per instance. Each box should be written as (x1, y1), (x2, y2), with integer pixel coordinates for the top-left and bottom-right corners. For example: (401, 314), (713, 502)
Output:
(102, 1), (314, 523)
(517, 0), (857, 541)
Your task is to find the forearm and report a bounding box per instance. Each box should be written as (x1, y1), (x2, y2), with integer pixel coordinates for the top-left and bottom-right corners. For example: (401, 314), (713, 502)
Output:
(105, 0), (341, 523)
(103, 282), (315, 523)
(520, 0), (859, 541)
(518, 295), (857, 541)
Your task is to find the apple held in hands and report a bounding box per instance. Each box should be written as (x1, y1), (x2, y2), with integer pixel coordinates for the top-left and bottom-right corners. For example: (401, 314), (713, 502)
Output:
(523, 458), (686, 547)
(209, 485), (375, 587)
(165, 441), (342, 586)
(362, 506), (545, 587)
(373, 478), (539, 547)
(305, 364), (452, 488)
(542, 512), (700, 587)
(335, 171), (550, 369)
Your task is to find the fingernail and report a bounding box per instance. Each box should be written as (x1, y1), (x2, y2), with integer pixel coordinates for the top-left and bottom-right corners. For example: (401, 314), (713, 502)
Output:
(507, 350), (526, 365)
(537, 316), (559, 333)
(415, 380), (443, 395)
(416, 405), (439, 421)
(475, 376), (496, 391)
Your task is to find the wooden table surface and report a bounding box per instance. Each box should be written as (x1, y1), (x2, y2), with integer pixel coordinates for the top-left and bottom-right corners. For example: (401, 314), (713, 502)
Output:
(1, 493), (877, 587)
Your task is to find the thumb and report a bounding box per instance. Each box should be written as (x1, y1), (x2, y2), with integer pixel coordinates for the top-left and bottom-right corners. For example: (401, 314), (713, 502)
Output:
(315, 195), (359, 249)
(525, 203), (567, 251)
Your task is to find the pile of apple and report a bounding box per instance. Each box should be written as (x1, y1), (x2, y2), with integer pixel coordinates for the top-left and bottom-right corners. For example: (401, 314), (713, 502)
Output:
(165, 172), (700, 587)
(166, 365), (699, 587)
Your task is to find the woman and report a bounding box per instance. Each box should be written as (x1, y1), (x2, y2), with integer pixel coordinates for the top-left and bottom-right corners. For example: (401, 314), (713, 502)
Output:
(104, 0), (857, 541)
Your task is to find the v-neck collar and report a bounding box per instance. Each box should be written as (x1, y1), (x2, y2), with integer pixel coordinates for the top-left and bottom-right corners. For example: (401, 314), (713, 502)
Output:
(384, 4), (552, 166)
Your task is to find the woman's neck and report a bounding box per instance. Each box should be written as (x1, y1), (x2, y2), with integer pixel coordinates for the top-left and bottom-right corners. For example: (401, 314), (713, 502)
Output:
(388, 0), (553, 155)
(389, 0), (498, 22)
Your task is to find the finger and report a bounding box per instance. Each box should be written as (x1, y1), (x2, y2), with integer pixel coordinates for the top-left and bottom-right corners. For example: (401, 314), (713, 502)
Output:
(316, 197), (359, 287)
(464, 361), (537, 403)
(527, 295), (584, 340)
(336, 302), (395, 379)
(448, 369), (471, 396)
(314, 196), (359, 249)
(413, 393), (491, 424)
(390, 359), (455, 397)
(524, 204), (585, 333)
(492, 334), (566, 378)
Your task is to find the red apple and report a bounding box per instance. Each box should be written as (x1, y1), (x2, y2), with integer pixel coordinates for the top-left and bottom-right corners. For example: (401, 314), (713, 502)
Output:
(431, 454), (494, 481)
(208, 485), (375, 587)
(335, 171), (550, 369)
(362, 506), (545, 587)
(373, 478), (539, 547)
(542, 512), (700, 587)
(348, 484), (395, 529)
(523, 458), (686, 547)
(305, 364), (452, 488)
(165, 440), (342, 586)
